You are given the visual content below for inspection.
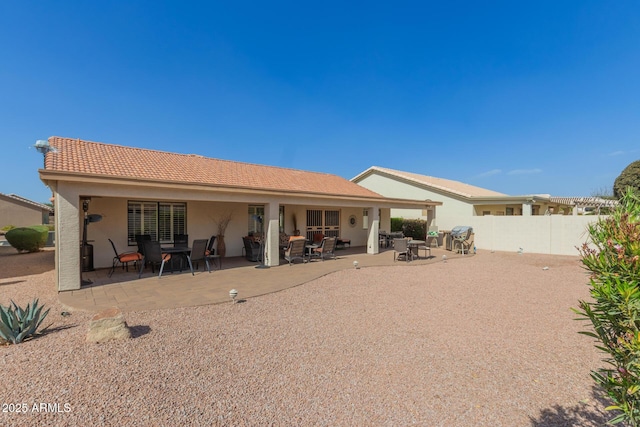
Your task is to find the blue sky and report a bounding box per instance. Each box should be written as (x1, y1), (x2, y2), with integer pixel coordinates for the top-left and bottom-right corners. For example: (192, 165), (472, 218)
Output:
(1, 1), (639, 204)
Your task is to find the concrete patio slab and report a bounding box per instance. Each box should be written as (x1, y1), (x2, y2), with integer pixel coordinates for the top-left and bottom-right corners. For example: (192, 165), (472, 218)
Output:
(60, 246), (469, 312)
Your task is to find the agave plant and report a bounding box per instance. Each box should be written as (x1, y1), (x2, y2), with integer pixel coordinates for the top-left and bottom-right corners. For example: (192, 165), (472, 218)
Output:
(0, 299), (50, 344)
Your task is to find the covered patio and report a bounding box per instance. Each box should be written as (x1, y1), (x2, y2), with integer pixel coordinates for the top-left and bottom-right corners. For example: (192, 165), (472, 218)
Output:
(61, 245), (462, 312)
(39, 137), (441, 293)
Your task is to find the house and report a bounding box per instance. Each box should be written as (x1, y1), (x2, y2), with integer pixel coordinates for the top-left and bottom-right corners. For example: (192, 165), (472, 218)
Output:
(351, 166), (594, 256)
(38, 137), (441, 291)
(352, 166), (575, 229)
(0, 193), (53, 228)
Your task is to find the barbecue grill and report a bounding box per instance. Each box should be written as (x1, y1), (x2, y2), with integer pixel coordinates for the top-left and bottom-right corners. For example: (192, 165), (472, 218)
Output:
(446, 226), (473, 251)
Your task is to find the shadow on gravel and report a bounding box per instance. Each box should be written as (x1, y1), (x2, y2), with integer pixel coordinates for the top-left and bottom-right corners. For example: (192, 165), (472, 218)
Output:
(129, 325), (151, 338)
(0, 248), (55, 280)
(529, 386), (610, 427)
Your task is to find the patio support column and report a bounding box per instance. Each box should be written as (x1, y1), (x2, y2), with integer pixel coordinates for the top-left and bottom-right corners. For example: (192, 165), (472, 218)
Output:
(264, 201), (280, 267)
(522, 202), (532, 216)
(367, 206), (380, 254)
(55, 184), (82, 291)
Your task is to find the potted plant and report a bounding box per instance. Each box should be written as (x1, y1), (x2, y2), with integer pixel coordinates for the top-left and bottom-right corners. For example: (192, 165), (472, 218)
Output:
(292, 213), (300, 236)
(215, 211), (233, 257)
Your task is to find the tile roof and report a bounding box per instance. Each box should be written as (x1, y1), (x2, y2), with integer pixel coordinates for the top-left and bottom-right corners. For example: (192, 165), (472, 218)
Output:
(44, 137), (384, 198)
(0, 193), (52, 211)
(356, 166), (508, 198)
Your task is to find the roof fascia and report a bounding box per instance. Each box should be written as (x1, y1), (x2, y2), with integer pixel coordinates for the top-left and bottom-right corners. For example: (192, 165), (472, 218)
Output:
(39, 170), (439, 209)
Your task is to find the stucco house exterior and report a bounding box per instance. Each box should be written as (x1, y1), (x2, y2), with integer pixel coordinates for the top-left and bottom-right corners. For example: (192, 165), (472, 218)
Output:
(351, 166), (598, 256)
(38, 137), (441, 291)
(352, 166), (575, 229)
(0, 193), (52, 228)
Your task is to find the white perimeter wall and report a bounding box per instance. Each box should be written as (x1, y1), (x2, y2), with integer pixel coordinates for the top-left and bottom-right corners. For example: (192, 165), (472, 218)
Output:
(441, 214), (596, 256)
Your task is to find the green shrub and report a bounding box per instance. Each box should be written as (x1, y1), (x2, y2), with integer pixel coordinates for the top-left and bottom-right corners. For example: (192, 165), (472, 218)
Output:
(401, 219), (427, 240)
(0, 299), (50, 344)
(5, 226), (47, 252)
(390, 217), (404, 232)
(575, 188), (640, 425)
(1, 225), (16, 232)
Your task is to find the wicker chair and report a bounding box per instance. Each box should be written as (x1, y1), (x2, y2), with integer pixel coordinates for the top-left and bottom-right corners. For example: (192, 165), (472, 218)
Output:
(242, 236), (262, 262)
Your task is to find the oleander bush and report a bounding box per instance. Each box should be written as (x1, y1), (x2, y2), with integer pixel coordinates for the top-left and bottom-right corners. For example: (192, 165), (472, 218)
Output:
(575, 188), (640, 426)
(5, 226), (48, 252)
(0, 299), (50, 344)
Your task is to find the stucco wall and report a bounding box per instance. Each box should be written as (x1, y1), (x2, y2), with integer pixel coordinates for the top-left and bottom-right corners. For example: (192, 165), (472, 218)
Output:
(0, 199), (46, 228)
(356, 174), (471, 222)
(439, 214), (595, 256)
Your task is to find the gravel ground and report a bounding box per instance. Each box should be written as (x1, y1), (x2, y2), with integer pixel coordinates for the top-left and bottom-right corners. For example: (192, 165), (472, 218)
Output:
(0, 247), (609, 426)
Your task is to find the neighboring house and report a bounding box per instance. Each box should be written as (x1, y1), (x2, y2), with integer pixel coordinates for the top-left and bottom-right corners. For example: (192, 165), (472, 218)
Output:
(352, 166), (573, 227)
(0, 193), (53, 228)
(38, 137), (441, 291)
(352, 166), (596, 256)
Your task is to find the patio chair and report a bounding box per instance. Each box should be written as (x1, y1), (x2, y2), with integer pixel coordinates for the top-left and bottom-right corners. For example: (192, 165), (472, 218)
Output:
(135, 233), (152, 267)
(416, 242), (432, 259)
(173, 233), (189, 247)
(107, 239), (143, 277)
(310, 236), (337, 261)
(143, 240), (172, 277)
(242, 236), (262, 262)
(189, 239), (209, 274)
(312, 233), (325, 245)
(393, 238), (410, 262)
(205, 235), (221, 270)
(284, 237), (306, 265)
(452, 227), (474, 255)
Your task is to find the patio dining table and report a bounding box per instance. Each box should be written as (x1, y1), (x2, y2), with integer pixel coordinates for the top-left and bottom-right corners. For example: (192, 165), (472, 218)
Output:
(161, 246), (194, 274)
(407, 240), (426, 260)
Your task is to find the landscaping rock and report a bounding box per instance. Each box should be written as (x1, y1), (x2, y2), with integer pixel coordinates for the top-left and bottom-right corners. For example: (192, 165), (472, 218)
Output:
(86, 307), (131, 343)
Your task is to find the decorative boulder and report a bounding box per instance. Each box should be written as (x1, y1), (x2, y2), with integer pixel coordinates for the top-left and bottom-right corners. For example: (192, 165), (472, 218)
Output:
(86, 307), (131, 343)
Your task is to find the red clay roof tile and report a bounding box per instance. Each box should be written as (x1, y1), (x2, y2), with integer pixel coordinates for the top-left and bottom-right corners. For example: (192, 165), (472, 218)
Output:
(44, 137), (383, 198)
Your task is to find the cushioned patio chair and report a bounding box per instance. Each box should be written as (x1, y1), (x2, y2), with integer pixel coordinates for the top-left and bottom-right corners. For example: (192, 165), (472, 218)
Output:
(284, 237), (306, 265)
(312, 233), (325, 245)
(310, 236), (337, 261)
(108, 239), (143, 277)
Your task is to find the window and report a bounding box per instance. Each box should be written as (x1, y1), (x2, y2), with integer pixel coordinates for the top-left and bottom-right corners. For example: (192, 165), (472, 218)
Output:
(362, 209), (369, 229)
(127, 201), (186, 245)
(506, 207), (514, 216)
(248, 205), (265, 236)
(306, 209), (340, 240)
(248, 205), (285, 235)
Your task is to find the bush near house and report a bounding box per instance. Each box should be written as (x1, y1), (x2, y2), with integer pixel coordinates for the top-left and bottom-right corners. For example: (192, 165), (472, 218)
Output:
(391, 218), (427, 240)
(5, 226), (49, 253)
(390, 217), (404, 232)
(575, 188), (640, 426)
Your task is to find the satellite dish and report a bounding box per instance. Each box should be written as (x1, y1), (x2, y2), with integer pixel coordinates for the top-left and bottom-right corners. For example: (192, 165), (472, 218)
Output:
(33, 139), (58, 154)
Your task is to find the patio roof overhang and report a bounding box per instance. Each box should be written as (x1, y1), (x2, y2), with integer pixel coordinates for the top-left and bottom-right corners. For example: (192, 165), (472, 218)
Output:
(39, 169), (442, 210)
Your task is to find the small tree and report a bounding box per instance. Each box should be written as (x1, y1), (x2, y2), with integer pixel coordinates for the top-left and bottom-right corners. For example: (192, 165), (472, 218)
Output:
(575, 188), (640, 425)
(614, 160), (640, 199)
